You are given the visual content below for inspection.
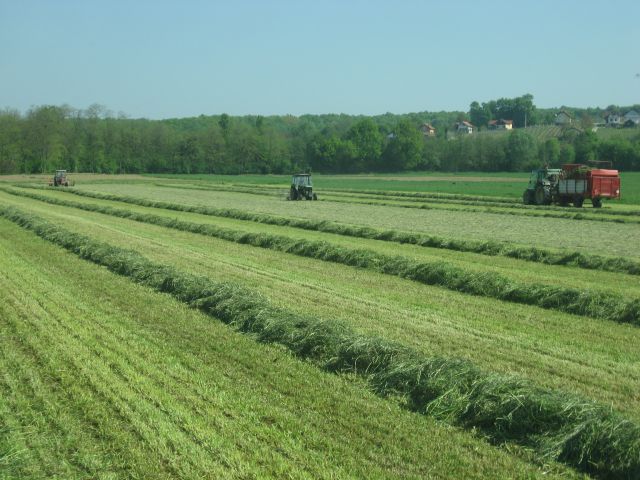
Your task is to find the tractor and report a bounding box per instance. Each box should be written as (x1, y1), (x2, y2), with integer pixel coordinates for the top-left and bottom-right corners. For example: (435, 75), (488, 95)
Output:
(49, 170), (73, 187)
(523, 164), (620, 207)
(522, 167), (561, 205)
(287, 173), (317, 200)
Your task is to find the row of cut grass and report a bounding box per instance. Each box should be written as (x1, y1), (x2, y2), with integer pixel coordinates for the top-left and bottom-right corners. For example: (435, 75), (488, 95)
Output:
(8, 187), (639, 325)
(2, 219), (559, 479)
(321, 193), (640, 224)
(75, 182), (640, 258)
(154, 181), (637, 224)
(1, 206), (637, 479)
(320, 188), (640, 217)
(4, 191), (638, 420)
(24, 185), (640, 276)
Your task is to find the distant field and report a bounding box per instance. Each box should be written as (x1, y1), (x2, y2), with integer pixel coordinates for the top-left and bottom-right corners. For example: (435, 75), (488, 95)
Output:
(148, 171), (640, 203)
(2, 172), (639, 478)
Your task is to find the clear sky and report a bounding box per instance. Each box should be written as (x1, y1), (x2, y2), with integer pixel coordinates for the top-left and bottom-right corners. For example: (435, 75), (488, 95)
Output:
(1, 0), (638, 119)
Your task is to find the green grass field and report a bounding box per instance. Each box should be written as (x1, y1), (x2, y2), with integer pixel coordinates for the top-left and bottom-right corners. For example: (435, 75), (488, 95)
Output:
(2, 171), (640, 478)
(146, 171), (640, 204)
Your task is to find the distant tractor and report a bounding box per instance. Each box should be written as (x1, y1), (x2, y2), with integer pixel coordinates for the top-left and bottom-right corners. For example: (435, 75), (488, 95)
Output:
(49, 170), (73, 187)
(523, 164), (620, 208)
(287, 173), (317, 200)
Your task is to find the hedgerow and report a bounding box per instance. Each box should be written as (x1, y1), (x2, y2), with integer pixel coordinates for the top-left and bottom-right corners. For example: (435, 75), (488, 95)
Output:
(1, 204), (638, 480)
(15, 185), (640, 275)
(6, 187), (640, 325)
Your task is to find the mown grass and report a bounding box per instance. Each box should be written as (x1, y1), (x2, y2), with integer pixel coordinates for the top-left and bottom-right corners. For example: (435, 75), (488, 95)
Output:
(150, 181), (639, 224)
(71, 182), (640, 258)
(2, 208), (637, 479)
(20, 184), (640, 276)
(0, 218), (570, 480)
(7, 187), (639, 325)
(144, 171), (640, 204)
(2, 190), (639, 423)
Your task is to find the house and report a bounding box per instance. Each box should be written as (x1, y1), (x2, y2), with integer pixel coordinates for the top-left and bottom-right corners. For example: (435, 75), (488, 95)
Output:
(554, 111), (573, 125)
(605, 113), (623, 127)
(421, 123), (436, 136)
(624, 110), (640, 125)
(488, 119), (513, 130)
(455, 121), (474, 134)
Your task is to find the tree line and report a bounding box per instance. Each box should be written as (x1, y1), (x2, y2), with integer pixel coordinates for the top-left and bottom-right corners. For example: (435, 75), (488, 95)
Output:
(1, 98), (639, 175)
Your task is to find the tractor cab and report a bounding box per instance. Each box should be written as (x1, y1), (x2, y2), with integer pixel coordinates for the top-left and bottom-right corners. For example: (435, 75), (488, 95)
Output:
(526, 168), (561, 190)
(50, 170), (72, 187)
(523, 167), (561, 205)
(288, 173), (317, 200)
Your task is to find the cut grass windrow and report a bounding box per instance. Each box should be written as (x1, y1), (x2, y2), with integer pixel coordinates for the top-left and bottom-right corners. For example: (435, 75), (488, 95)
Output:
(15, 185), (640, 276)
(323, 195), (640, 224)
(1, 204), (638, 480)
(152, 182), (639, 224)
(322, 189), (640, 217)
(7, 187), (640, 325)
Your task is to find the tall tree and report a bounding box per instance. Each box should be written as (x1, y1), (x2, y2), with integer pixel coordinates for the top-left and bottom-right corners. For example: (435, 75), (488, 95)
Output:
(382, 121), (423, 171)
(344, 119), (384, 171)
(469, 101), (492, 129)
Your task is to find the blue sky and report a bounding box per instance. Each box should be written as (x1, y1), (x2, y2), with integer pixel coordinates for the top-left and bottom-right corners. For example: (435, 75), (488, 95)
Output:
(1, 0), (638, 118)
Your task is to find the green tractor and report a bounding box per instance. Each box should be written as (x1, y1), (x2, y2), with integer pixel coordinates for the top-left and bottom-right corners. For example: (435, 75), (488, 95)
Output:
(49, 169), (73, 187)
(287, 173), (317, 200)
(522, 167), (561, 205)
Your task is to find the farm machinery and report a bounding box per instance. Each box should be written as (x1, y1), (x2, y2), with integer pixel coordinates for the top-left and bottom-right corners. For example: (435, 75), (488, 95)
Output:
(49, 170), (74, 187)
(287, 173), (317, 200)
(522, 164), (620, 208)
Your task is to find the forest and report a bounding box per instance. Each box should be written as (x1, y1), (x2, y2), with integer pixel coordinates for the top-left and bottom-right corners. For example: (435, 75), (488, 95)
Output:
(1, 95), (639, 175)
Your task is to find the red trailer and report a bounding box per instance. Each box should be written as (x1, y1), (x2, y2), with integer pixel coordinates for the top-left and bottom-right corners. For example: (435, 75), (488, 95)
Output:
(556, 164), (620, 208)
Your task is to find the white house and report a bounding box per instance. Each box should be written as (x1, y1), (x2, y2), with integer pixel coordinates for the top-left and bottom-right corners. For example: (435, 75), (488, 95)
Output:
(455, 121), (474, 134)
(624, 110), (640, 125)
(421, 123), (436, 136)
(488, 119), (513, 130)
(605, 113), (623, 127)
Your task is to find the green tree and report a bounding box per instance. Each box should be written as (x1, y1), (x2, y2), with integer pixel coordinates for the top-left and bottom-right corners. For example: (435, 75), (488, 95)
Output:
(469, 101), (492, 129)
(505, 130), (536, 170)
(0, 109), (23, 174)
(344, 119), (384, 171)
(382, 121), (423, 171)
(23, 105), (68, 173)
(574, 131), (598, 163)
(559, 143), (575, 164)
(541, 138), (561, 166)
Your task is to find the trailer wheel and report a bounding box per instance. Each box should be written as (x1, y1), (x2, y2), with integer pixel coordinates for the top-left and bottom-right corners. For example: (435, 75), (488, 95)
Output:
(573, 197), (584, 208)
(592, 198), (602, 208)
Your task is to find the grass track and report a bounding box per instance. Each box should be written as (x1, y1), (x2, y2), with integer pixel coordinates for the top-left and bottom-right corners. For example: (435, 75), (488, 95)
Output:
(0, 218), (568, 479)
(1, 192), (639, 422)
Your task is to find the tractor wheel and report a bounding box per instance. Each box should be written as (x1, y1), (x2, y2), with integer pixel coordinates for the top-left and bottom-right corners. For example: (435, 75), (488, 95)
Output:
(558, 196), (569, 207)
(534, 186), (550, 205)
(312, 193), (317, 201)
(522, 190), (532, 205)
(573, 196), (584, 208)
(591, 197), (602, 208)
